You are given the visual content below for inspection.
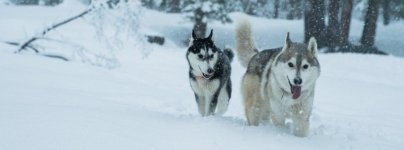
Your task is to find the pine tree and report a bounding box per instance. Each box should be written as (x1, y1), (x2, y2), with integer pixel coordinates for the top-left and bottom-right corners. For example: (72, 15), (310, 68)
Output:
(183, 0), (231, 38)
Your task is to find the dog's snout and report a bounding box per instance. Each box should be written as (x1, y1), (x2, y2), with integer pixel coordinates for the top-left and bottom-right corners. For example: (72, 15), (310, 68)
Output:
(207, 68), (214, 74)
(293, 77), (302, 85)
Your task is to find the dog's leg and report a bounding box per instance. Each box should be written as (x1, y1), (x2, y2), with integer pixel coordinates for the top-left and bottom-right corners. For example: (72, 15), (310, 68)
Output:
(214, 82), (230, 116)
(259, 100), (271, 125)
(292, 115), (310, 137)
(195, 94), (207, 116)
(270, 113), (285, 127)
(208, 94), (218, 116)
(291, 104), (310, 137)
(245, 102), (260, 126)
(270, 104), (285, 127)
(242, 74), (262, 126)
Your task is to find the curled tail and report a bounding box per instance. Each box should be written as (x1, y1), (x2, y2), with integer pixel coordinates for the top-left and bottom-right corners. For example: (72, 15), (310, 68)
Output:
(223, 48), (234, 62)
(235, 20), (258, 68)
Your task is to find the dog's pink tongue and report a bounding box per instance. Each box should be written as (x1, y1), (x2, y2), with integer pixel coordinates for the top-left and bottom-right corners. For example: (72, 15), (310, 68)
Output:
(291, 86), (301, 99)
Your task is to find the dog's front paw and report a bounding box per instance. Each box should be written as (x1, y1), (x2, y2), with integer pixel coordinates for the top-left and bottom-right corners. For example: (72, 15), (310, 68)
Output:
(293, 129), (308, 137)
(292, 118), (309, 137)
(293, 125), (309, 137)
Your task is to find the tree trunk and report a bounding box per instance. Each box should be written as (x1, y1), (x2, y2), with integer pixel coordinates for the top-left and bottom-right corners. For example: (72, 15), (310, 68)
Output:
(361, 0), (379, 47)
(382, 0), (390, 25)
(304, 0), (326, 47)
(274, 0), (280, 18)
(193, 7), (207, 38)
(339, 0), (353, 46)
(168, 0), (180, 13)
(326, 0), (340, 51)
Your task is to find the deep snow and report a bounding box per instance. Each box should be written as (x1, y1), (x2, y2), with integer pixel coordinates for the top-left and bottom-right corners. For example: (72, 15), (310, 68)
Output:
(0, 3), (404, 150)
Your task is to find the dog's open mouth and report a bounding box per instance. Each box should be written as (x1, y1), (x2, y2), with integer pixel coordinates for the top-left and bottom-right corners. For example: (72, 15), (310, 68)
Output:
(287, 77), (301, 99)
(202, 73), (213, 79)
(198, 66), (213, 79)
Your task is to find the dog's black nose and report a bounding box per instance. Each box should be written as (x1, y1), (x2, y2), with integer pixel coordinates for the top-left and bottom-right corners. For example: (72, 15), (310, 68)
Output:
(294, 77), (302, 85)
(207, 68), (214, 74)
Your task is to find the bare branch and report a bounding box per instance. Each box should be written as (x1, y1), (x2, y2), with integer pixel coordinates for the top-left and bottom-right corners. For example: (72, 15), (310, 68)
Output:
(42, 54), (69, 61)
(16, 8), (93, 53)
(3, 41), (69, 61)
(4, 41), (40, 53)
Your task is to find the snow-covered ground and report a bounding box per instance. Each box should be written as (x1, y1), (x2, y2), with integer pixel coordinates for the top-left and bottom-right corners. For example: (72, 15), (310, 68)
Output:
(1, 3), (404, 150)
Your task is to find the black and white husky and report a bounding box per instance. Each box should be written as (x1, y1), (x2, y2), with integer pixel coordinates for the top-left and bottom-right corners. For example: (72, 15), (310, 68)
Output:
(186, 29), (233, 116)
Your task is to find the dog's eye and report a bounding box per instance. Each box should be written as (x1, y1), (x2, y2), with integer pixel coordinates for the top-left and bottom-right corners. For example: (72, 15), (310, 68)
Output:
(198, 54), (203, 59)
(288, 62), (294, 68)
(209, 54), (214, 59)
(303, 64), (309, 69)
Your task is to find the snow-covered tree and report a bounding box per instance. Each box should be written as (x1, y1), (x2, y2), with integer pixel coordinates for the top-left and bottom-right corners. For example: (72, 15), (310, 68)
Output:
(183, 0), (231, 38)
(9, 0), (146, 68)
(86, 0), (146, 66)
(244, 0), (269, 17)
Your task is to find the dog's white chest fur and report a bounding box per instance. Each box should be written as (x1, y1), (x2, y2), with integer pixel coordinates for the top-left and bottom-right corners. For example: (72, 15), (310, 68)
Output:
(191, 77), (220, 96)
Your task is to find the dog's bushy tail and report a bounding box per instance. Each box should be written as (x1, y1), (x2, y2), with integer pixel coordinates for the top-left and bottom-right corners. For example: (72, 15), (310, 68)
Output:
(235, 20), (258, 68)
(223, 48), (234, 62)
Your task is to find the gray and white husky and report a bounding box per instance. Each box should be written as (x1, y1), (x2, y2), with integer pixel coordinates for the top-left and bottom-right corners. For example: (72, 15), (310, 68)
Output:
(186, 29), (234, 116)
(235, 21), (320, 137)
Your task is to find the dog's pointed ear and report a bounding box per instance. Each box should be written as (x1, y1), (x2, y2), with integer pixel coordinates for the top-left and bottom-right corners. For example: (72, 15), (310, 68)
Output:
(189, 30), (197, 47)
(285, 32), (292, 47)
(308, 36), (318, 56)
(207, 29), (213, 40)
(188, 37), (193, 47)
(281, 32), (292, 52)
(192, 30), (197, 40)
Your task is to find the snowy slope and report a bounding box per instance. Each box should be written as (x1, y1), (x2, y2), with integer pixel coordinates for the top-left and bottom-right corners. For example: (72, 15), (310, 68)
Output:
(1, 4), (404, 150)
